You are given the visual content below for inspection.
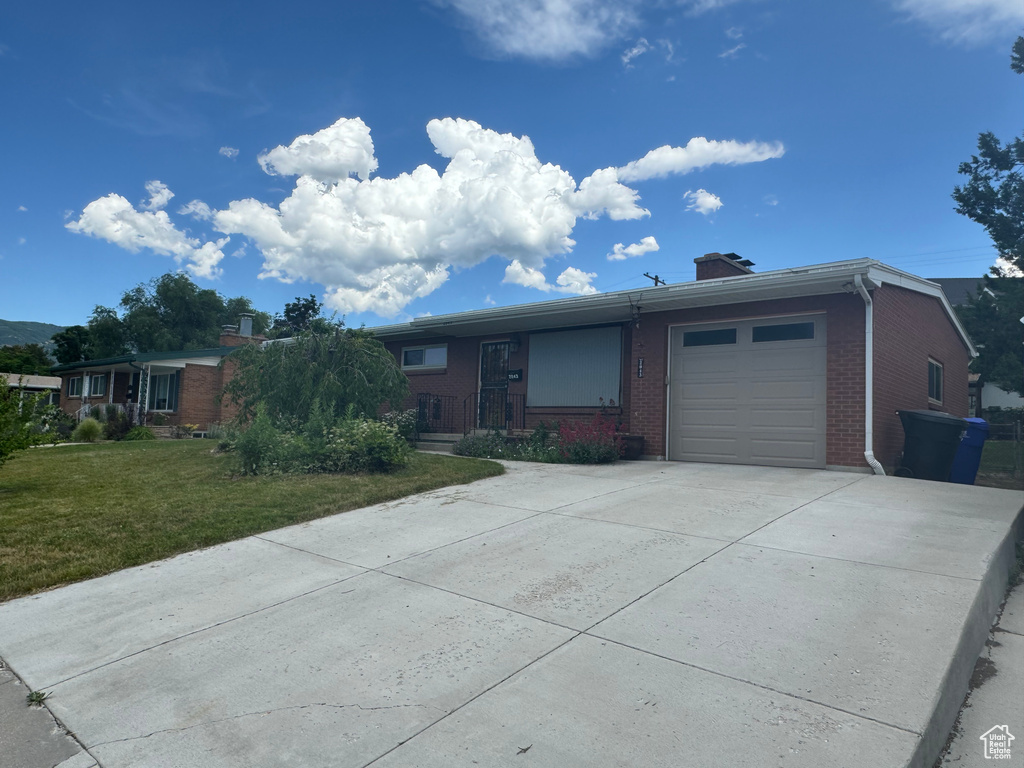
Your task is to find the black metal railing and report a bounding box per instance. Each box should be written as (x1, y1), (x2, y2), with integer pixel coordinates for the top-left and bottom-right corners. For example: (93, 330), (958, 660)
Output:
(462, 391), (526, 435)
(416, 392), (457, 434)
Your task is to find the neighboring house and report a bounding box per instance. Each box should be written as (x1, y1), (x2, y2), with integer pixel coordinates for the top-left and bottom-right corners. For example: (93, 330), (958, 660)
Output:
(0, 373), (61, 406)
(931, 277), (1024, 416)
(51, 320), (264, 430)
(372, 254), (974, 473)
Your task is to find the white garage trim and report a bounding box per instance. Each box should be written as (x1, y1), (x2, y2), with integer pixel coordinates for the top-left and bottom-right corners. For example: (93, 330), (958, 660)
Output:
(666, 313), (827, 468)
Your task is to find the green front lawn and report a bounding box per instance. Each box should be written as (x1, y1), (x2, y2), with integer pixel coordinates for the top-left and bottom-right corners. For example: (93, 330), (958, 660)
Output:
(0, 441), (503, 602)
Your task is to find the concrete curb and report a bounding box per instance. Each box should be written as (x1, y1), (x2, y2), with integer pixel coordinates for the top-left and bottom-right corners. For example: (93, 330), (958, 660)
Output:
(910, 506), (1024, 768)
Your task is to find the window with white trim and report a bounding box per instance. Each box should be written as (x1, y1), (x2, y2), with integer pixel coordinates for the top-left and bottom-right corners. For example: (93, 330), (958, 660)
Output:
(401, 344), (447, 370)
(67, 376), (83, 397)
(928, 359), (943, 404)
(89, 374), (107, 397)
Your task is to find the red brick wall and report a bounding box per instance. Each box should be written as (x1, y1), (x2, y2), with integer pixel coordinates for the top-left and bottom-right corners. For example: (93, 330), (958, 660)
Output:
(872, 285), (971, 469)
(628, 294), (867, 468)
(383, 330), (627, 432)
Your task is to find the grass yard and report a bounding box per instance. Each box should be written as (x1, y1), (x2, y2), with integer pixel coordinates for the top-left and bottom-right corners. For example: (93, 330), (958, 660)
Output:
(0, 440), (503, 602)
(975, 440), (1023, 491)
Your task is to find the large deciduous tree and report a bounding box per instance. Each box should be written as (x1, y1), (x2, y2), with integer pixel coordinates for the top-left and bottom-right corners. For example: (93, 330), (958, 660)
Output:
(222, 323), (408, 428)
(953, 37), (1024, 397)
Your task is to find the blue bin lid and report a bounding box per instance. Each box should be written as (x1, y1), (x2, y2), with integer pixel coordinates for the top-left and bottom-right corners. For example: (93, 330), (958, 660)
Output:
(964, 418), (989, 432)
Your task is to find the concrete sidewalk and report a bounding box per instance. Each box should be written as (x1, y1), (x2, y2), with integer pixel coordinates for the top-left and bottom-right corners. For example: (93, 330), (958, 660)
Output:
(0, 461), (1020, 768)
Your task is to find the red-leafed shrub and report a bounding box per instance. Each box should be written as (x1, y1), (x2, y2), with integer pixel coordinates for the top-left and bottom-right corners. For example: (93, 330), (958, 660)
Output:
(556, 415), (621, 464)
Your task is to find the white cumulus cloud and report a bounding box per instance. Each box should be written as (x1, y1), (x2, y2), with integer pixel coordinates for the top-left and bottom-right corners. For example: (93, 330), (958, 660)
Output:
(258, 117), (377, 182)
(215, 117), (644, 316)
(219, 146), (240, 159)
(435, 0), (640, 61)
(719, 42), (746, 58)
(607, 235), (659, 261)
(617, 136), (785, 182)
(892, 0), (1024, 44)
(67, 186), (228, 279)
(179, 200), (213, 220)
(504, 260), (598, 295)
(17, 205), (27, 212)
(142, 180), (174, 211)
(684, 189), (723, 215)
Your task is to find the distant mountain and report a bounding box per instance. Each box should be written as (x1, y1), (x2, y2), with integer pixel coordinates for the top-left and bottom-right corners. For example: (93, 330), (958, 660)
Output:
(0, 319), (65, 348)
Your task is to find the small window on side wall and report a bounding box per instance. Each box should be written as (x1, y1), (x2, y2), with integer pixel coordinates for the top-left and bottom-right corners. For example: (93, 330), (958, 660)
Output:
(67, 377), (83, 397)
(402, 344), (447, 370)
(928, 359), (943, 404)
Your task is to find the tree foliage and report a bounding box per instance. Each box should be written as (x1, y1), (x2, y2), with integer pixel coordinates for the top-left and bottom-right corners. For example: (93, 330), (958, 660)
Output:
(270, 294), (325, 338)
(51, 326), (93, 365)
(222, 323), (409, 428)
(51, 273), (273, 360)
(959, 278), (1024, 396)
(952, 36), (1024, 276)
(952, 36), (1024, 396)
(0, 381), (39, 469)
(0, 344), (52, 375)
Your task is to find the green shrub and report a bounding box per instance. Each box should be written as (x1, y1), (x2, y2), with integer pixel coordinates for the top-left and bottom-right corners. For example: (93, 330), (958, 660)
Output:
(453, 430), (520, 460)
(332, 418), (410, 473)
(380, 409), (419, 440)
(103, 410), (131, 441)
(230, 403), (410, 476)
(124, 426), (156, 441)
(71, 418), (103, 443)
(453, 417), (619, 464)
(29, 405), (75, 444)
(233, 404), (285, 475)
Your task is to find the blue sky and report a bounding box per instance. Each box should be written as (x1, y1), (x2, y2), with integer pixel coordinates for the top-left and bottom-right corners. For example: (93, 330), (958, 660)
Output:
(1, 0), (1020, 328)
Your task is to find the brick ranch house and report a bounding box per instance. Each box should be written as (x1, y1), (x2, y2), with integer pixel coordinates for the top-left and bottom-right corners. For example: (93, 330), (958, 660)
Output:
(52, 321), (264, 432)
(372, 253), (975, 473)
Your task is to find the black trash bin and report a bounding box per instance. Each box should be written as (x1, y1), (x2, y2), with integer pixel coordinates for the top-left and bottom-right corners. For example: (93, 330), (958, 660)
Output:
(949, 418), (989, 485)
(895, 410), (967, 481)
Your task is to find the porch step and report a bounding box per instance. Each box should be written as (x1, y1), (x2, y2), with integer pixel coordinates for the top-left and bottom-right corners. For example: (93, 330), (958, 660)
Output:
(414, 433), (461, 454)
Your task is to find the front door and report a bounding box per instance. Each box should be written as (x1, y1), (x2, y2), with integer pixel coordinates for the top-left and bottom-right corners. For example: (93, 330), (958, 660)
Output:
(479, 342), (510, 429)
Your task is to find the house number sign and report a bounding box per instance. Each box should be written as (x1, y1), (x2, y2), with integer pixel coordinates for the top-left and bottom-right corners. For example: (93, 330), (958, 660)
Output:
(637, 358), (644, 378)
(507, 369), (523, 382)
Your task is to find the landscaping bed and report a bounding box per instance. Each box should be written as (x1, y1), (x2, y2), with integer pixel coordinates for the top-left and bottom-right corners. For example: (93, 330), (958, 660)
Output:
(0, 440), (502, 602)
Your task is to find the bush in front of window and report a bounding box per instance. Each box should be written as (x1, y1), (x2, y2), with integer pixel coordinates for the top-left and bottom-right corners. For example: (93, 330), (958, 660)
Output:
(453, 415), (621, 465)
(71, 418), (103, 443)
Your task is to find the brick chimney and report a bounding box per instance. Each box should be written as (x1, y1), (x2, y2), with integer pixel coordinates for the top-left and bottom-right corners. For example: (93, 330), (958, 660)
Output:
(694, 252), (755, 280)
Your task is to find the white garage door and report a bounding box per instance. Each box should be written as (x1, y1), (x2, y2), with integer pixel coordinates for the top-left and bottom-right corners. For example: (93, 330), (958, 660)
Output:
(668, 315), (827, 468)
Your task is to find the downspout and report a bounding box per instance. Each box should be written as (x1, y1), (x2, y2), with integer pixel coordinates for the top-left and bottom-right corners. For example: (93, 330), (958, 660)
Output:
(854, 274), (886, 475)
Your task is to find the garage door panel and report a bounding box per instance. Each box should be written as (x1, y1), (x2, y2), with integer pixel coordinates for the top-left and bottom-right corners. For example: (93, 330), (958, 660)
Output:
(748, 408), (818, 429)
(749, 379), (823, 401)
(678, 435), (740, 460)
(679, 408), (738, 427)
(676, 353), (739, 375)
(750, 436), (820, 463)
(669, 316), (826, 469)
(679, 382), (741, 400)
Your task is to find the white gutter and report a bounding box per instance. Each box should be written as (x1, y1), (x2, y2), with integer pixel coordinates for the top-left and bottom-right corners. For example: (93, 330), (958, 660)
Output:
(854, 274), (885, 475)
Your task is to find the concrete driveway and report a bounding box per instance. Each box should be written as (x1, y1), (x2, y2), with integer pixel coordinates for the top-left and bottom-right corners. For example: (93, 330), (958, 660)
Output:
(0, 460), (1020, 768)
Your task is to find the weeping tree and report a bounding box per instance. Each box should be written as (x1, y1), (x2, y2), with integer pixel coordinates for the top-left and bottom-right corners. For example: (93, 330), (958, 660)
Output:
(221, 323), (408, 428)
